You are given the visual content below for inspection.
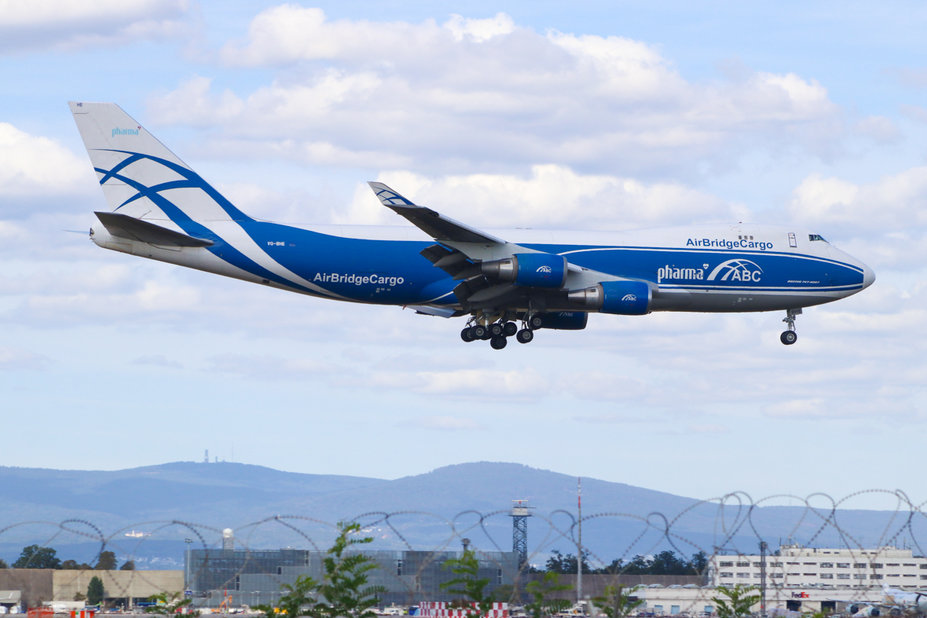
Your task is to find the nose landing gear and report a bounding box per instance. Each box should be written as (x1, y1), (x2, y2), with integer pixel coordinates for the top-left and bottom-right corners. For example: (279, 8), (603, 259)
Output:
(780, 308), (801, 345)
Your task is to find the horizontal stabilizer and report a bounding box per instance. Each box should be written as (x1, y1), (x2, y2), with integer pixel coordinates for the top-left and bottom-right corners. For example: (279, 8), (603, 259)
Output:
(94, 211), (214, 247)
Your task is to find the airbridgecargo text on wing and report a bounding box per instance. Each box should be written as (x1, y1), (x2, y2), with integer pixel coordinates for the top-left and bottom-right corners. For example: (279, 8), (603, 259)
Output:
(687, 237), (774, 251)
(314, 272), (405, 287)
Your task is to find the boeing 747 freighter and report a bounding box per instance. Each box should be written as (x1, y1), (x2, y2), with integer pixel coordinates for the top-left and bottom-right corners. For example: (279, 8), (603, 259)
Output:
(70, 102), (874, 349)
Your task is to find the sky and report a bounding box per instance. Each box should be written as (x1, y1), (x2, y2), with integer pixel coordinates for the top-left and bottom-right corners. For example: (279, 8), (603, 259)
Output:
(1, 0), (926, 513)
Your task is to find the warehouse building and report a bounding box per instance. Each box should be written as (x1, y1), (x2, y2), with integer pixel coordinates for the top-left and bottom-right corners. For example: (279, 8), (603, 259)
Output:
(184, 547), (519, 608)
(711, 544), (927, 589)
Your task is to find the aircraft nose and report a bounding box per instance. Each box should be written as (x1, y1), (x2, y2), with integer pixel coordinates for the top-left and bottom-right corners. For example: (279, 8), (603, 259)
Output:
(862, 262), (876, 289)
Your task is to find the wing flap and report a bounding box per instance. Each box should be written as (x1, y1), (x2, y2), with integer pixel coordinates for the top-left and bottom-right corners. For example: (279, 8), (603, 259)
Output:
(94, 211), (214, 247)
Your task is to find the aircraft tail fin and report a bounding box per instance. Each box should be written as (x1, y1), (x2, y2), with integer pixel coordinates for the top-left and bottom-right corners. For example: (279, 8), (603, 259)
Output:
(69, 101), (251, 224)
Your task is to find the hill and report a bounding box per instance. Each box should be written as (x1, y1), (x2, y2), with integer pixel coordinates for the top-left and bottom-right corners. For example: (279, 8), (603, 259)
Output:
(0, 461), (919, 569)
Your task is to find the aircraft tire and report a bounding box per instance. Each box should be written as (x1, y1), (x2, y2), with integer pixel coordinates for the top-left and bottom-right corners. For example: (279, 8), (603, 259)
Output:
(528, 315), (543, 330)
(472, 325), (487, 339)
(780, 330), (798, 345)
(516, 329), (534, 344)
(503, 321), (518, 337)
(461, 327), (475, 342)
(490, 335), (507, 350)
(489, 323), (504, 337)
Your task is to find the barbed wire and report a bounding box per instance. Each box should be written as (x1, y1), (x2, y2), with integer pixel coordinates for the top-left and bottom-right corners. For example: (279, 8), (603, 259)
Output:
(3, 490), (927, 610)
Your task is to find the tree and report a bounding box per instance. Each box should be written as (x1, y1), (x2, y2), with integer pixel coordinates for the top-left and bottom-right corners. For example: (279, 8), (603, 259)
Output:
(0, 558), (7, 569)
(524, 572), (572, 618)
(441, 549), (493, 616)
(87, 576), (104, 606)
(544, 549), (591, 575)
(13, 545), (61, 569)
(711, 584), (760, 618)
(258, 574), (319, 618)
(95, 551), (117, 570)
(690, 551), (709, 576)
(73, 592), (87, 602)
(261, 522), (383, 618)
(146, 592), (197, 616)
(61, 559), (92, 570)
(316, 522), (385, 618)
(593, 585), (643, 618)
(119, 560), (135, 571)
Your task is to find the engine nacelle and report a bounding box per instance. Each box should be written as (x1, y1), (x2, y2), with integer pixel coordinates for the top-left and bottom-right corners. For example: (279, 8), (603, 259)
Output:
(481, 253), (567, 288)
(567, 280), (652, 315)
(534, 311), (588, 330)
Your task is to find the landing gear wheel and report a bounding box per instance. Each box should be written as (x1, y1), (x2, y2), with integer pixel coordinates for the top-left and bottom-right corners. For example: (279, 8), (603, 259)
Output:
(781, 308), (801, 346)
(516, 329), (534, 344)
(472, 324), (487, 340)
(489, 323), (504, 337)
(461, 327), (475, 342)
(503, 321), (518, 337)
(490, 335), (507, 350)
(527, 315), (543, 330)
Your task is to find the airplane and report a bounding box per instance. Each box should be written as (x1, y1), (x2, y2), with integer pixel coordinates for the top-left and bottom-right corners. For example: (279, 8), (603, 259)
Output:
(833, 585), (927, 616)
(877, 584), (927, 615)
(69, 101), (875, 349)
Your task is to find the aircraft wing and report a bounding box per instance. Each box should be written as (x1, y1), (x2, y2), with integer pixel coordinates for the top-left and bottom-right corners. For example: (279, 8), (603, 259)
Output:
(366, 182), (629, 313)
(368, 182), (504, 245)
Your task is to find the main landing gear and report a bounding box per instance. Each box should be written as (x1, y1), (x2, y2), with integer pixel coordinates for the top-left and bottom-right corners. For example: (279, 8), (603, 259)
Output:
(460, 314), (537, 350)
(780, 308), (801, 345)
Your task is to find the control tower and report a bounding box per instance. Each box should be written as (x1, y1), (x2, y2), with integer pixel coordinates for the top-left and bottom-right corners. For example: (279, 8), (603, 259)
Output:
(511, 499), (531, 567)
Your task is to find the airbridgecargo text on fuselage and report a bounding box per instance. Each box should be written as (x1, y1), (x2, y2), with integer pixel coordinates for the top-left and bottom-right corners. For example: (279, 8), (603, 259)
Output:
(687, 237), (773, 251)
(314, 272), (405, 287)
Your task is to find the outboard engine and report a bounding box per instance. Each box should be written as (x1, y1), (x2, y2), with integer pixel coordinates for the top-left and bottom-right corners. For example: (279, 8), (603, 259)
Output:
(568, 280), (651, 315)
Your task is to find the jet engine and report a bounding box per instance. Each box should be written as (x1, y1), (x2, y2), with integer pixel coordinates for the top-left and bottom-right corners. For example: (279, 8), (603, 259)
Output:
(567, 280), (651, 315)
(531, 311), (588, 330)
(481, 253), (567, 288)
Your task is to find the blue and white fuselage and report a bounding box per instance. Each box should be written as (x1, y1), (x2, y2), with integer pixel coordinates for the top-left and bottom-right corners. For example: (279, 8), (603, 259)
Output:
(72, 101), (874, 348)
(90, 220), (870, 313)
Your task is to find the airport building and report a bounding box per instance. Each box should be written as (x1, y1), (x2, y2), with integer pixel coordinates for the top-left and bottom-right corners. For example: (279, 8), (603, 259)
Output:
(184, 547), (520, 608)
(0, 569), (183, 610)
(710, 544), (927, 589)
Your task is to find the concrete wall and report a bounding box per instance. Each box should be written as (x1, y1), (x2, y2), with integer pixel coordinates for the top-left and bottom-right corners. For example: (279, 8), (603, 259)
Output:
(526, 574), (703, 599)
(0, 570), (53, 608)
(53, 570), (183, 604)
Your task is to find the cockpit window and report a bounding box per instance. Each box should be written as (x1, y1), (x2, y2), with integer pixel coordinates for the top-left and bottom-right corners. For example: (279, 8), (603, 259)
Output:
(809, 234), (827, 242)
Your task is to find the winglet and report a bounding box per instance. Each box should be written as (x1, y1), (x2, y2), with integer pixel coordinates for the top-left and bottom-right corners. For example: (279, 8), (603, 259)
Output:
(368, 182), (416, 207)
(366, 181), (504, 245)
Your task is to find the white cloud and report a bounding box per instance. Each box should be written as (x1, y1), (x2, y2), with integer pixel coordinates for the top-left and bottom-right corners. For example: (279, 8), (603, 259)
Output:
(790, 167), (927, 230)
(444, 13), (515, 42)
(156, 8), (844, 177)
(0, 123), (90, 197)
(337, 165), (736, 230)
(371, 367), (550, 401)
(205, 353), (335, 381)
(0, 0), (190, 52)
(0, 346), (51, 371)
